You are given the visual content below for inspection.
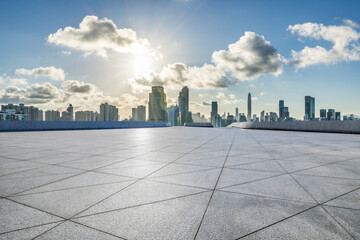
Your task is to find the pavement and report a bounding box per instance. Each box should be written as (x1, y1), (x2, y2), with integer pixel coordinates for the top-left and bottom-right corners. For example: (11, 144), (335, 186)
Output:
(0, 127), (359, 239)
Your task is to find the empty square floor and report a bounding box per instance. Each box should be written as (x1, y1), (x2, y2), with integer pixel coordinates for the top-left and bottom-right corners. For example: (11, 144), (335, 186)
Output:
(0, 127), (359, 239)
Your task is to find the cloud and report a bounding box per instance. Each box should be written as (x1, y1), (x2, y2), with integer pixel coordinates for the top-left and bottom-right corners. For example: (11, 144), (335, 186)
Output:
(202, 101), (211, 106)
(9, 78), (28, 85)
(15, 66), (66, 81)
(287, 20), (360, 68)
(212, 31), (283, 80)
(48, 15), (160, 59)
(0, 76), (5, 85)
(130, 62), (232, 91)
(0, 80), (123, 111)
(216, 92), (226, 99)
(260, 91), (266, 96)
(130, 32), (281, 91)
(62, 80), (94, 93)
(59, 50), (72, 55)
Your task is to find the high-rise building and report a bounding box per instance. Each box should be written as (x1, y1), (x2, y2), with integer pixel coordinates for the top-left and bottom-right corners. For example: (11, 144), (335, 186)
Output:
(284, 107), (289, 118)
(260, 110), (265, 122)
(137, 105), (146, 121)
(335, 112), (341, 121)
(239, 113), (247, 122)
(178, 86), (189, 126)
(148, 86), (167, 122)
(211, 101), (218, 126)
(1, 103), (41, 121)
(247, 93), (251, 121)
(305, 96), (315, 120)
(167, 105), (179, 126)
(279, 100), (284, 119)
(320, 109), (327, 120)
(100, 103), (119, 121)
(327, 109), (335, 120)
(45, 110), (60, 121)
(75, 111), (98, 121)
(131, 108), (137, 121)
(235, 107), (239, 121)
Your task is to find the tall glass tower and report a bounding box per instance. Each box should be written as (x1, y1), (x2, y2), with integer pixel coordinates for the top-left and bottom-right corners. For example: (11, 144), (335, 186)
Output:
(247, 93), (251, 121)
(305, 96), (315, 120)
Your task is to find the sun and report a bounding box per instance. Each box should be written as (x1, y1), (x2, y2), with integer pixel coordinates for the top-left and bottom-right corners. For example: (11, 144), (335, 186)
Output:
(132, 55), (152, 76)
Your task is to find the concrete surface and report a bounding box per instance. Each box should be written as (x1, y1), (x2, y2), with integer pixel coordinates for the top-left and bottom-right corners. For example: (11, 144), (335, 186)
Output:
(0, 120), (170, 131)
(0, 127), (359, 239)
(229, 120), (360, 134)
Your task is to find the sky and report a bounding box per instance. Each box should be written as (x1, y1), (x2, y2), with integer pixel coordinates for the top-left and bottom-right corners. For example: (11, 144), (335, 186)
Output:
(0, 0), (359, 120)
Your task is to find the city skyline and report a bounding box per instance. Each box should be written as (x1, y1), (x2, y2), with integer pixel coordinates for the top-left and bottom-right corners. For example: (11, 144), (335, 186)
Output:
(1, 0), (360, 119)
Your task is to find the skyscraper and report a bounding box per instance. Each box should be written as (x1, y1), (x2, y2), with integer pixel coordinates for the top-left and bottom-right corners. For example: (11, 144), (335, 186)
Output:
(131, 108), (137, 121)
(211, 101), (218, 126)
(148, 86), (167, 122)
(179, 86), (189, 126)
(305, 96), (315, 120)
(320, 109), (326, 120)
(235, 107), (239, 121)
(335, 112), (341, 121)
(279, 100), (284, 119)
(260, 110), (265, 122)
(137, 105), (146, 121)
(327, 109), (335, 120)
(100, 103), (119, 121)
(247, 93), (251, 122)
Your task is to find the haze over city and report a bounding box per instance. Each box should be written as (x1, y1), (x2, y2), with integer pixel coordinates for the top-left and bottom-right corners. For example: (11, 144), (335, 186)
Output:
(1, 0), (360, 120)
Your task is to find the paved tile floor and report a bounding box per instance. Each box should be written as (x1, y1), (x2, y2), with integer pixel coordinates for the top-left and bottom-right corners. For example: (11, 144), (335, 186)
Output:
(0, 127), (359, 239)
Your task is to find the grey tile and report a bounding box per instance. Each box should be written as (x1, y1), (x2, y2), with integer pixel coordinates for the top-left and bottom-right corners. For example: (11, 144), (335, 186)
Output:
(295, 163), (360, 179)
(147, 163), (217, 177)
(9, 181), (135, 218)
(196, 190), (315, 239)
(151, 168), (222, 189)
(35, 221), (121, 240)
(241, 206), (354, 240)
(324, 189), (360, 210)
(292, 174), (360, 203)
(324, 206), (360, 239)
(224, 156), (269, 167)
(77, 179), (208, 217)
(0, 172), (77, 197)
(75, 192), (212, 240)
(176, 157), (226, 167)
(227, 160), (286, 173)
(16, 172), (134, 196)
(0, 199), (62, 233)
(277, 159), (323, 172)
(221, 174), (316, 203)
(216, 168), (280, 189)
(0, 222), (60, 240)
(96, 163), (167, 178)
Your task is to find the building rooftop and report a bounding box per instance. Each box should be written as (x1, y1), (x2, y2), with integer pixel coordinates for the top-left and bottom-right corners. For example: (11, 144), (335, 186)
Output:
(0, 127), (359, 239)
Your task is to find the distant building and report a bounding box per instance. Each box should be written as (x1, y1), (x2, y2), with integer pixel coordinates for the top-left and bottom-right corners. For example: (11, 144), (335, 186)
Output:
(239, 113), (247, 122)
(167, 105), (179, 126)
(1, 103), (42, 121)
(260, 110), (265, 122)
(327, 109), (335, 121)
(235, 107), (239, 121)
(211, 101), (218, 126)
(279, 100), (284, 119)
(335, 112), (341, 121)
(270, 112), (278, 122)
(45, 110), (60, 121)
(100, 103), (119, 121)
(192, 112), (207, 123)
(137, 105), (146, 121)
(148, 86), (167, 122)
(283, 107), (289, 118)
(60, 104), (74, 121)
(75, 111), (98, 121)
(305, 96), (315, 120)
(247, 93), (251, 121)
(320, 109), (327, 120)
(131, 108), (137, 121)
(179, 86), (190, 126)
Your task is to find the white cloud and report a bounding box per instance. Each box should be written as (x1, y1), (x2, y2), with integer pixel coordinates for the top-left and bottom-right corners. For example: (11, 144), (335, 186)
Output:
(130, 32), (282, 91)
(260, 91), (266, 96)
(212, 31), (283, 80)
(60, 50), (72, 55)
(229, 94), (236, 99)
(252, 97), (258, 101)
(0, 76), (6, 85)
(198, 93), (210, 98)
(287, 20), (360, 68)
(48, 15), (160, 59)
(15, 66), (66, 81)
(0, 80), (124, 111)
(216, 92), (226, 99)
(9, 78), (28, 86)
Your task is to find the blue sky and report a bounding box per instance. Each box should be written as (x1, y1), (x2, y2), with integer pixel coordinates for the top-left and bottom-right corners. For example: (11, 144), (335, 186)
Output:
(0, 0), (359, 119)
